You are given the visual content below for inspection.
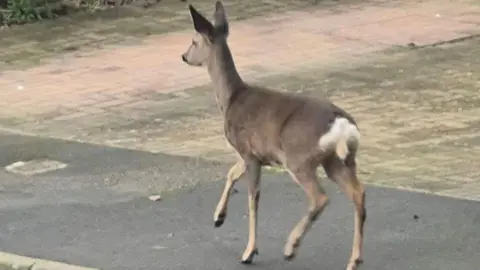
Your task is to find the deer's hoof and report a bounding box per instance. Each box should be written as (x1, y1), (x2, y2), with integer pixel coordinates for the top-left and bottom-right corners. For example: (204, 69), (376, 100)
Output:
(240, 249), (258, 264)
(346, 258), (363, 270)
(214, 212), (226, 228)
(214, 219), (224, 227)
(283, 240), (299, 261)
(284, 252), (296, 261)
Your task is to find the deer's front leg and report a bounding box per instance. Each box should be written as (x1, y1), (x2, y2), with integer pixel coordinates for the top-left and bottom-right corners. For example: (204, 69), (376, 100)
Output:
(240, 158), (261, 264)
(213, 160), (245, 227)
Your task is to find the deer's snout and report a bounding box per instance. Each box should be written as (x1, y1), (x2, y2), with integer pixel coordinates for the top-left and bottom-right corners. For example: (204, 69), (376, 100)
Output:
(181, 54), (188, 63)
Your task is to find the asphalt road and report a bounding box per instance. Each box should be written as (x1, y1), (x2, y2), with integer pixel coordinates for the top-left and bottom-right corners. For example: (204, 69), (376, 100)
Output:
(0, 133), (479, 270)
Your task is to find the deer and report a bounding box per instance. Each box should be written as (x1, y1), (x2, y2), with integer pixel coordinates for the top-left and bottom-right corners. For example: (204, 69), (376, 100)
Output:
(181, 2), (366, 270)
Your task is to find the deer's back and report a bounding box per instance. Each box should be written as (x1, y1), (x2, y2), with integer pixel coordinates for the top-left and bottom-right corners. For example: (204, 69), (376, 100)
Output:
(224, 86), (356, 165)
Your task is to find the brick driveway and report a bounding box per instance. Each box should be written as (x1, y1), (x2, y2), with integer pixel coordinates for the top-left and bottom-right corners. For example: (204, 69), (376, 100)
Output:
(0, 0), (478, 120)
(0, 0), (479, 200)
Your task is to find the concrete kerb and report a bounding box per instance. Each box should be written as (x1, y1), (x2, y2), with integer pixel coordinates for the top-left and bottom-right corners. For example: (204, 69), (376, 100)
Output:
(0, 252), (99, 270)
(263, 167), (480, 203)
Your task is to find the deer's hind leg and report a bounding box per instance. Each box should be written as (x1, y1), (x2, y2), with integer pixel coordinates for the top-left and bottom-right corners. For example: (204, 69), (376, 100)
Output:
(323, 154), (366, 270)
(284, 164), (329, 260)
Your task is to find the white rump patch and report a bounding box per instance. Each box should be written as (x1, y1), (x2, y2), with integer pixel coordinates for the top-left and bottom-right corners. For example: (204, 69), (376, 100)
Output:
(318, 117), (361, 160)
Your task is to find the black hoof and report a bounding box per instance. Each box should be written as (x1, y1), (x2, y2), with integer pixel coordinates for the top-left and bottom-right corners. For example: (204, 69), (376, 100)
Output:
(284, 253), (296, 261)
(240, 259), (253, 265)
(214, 213), (226, 228)
(240, 249), (259, 264)
(214, 219), (224, 227)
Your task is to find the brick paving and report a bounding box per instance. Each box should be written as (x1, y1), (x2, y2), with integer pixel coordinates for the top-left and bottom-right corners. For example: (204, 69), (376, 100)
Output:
(0, 0), (478, 120)
(0, 0), (479, 200)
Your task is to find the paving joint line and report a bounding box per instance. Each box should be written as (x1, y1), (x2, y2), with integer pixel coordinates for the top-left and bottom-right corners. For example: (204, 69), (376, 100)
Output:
(403, 33), (480, 50)
(364, 182), (480, 202)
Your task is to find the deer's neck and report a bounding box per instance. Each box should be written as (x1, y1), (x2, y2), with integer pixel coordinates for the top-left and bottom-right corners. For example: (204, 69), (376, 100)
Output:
(207, 41), (244, 115)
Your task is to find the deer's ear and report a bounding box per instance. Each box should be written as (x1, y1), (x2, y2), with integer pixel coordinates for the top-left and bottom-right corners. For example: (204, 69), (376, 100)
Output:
(213, 1), (229, 37)
(189, 4), (214, 37)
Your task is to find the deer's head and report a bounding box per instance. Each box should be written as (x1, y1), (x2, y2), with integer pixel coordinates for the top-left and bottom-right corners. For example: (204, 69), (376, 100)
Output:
(181, 1), (229, 67)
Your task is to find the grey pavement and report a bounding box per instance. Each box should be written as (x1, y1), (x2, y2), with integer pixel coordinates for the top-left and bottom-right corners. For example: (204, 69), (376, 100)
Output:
(0, 132), (479, 270)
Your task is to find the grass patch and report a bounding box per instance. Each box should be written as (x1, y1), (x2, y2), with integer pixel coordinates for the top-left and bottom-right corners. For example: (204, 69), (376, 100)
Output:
(0, 0), (313, 71)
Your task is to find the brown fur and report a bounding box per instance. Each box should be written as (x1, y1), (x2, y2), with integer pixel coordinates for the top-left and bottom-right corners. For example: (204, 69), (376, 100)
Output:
(181, 2), (367, 269)
(225, 85), (357, 167)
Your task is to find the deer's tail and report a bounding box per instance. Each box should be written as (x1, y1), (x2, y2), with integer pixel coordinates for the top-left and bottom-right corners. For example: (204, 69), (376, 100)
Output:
(318, 117), (360, 161)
